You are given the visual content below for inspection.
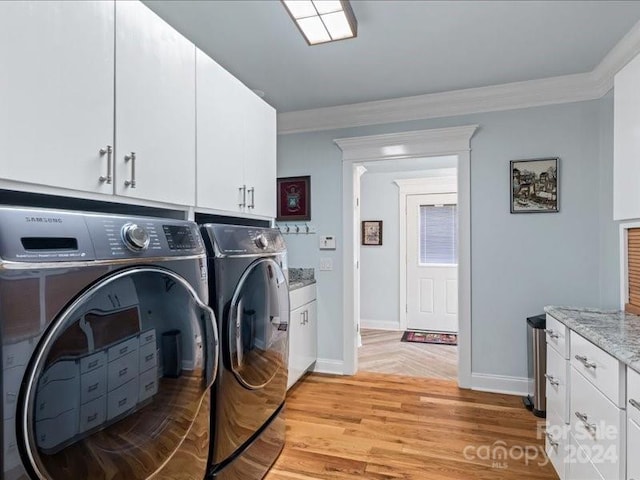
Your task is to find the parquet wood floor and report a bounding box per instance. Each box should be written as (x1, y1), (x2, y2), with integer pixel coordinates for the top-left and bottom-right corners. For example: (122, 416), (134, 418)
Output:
(358, 329), (457, 380)
(266, 372), (558, 480)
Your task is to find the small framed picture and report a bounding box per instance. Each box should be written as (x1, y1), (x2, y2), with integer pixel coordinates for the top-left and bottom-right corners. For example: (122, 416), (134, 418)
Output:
(277, 176), (311, 221)
(362, 220), (383, 246)
(510, 158), (559, 213)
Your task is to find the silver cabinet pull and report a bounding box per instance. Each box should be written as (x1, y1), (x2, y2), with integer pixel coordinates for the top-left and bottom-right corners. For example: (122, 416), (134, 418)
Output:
(304, 310), (309, 324)
(545, 431), (558, 449)
(124, 152), (136, 188)
(248, 187), (255, 209)
(545, 373), (559, 387)
(99, 145), (112, 184)
(630, 398), (640, 411)
(300, 311), (305, 325)
(239, 185), (247, 208)
(575, 411), (597, 433)
(545, 329), (559, 339)
(575, 354), (597, 369)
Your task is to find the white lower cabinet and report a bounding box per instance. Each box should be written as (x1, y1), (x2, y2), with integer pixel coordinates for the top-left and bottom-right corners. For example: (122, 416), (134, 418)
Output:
(546, 314), (628, 480)
(287, 284), (317, 390)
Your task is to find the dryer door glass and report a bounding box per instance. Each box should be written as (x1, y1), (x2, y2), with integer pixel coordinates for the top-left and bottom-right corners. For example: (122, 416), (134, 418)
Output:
(228, 258), (289, 390)
(19, 267), (218, 480)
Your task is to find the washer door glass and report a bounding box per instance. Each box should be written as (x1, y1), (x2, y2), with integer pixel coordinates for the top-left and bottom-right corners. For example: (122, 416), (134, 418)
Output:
(20, 267), (218, 480)
(228, 258), (289, 390)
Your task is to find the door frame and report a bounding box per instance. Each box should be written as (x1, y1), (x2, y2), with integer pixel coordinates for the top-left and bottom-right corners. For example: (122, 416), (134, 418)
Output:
(335, 125), (477, 388)
(396, 175), (457, 331)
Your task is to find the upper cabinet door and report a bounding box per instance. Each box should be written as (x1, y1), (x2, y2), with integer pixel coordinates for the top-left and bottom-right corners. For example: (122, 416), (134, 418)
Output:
(0, 1), (115, 194)
(196, 49), (246, 213)
(115, 1), (196, 206)
(614, 52), (640, 221)
(243, 93), (277, 218)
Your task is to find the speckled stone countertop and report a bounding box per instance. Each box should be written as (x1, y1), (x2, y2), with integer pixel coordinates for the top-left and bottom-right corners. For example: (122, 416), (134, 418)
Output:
(289, 268), (316, 291)
(545, 306), (640, 373)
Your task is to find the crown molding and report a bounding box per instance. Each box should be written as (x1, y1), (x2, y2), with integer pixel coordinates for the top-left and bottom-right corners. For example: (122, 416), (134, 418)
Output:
(278, 20), (640, 135)
(334, 125), (478, 163)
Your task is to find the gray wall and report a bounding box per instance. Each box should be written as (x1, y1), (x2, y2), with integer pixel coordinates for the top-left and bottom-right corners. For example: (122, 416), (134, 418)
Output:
(359, 167), (456, 328)
(277, 96), (619, 378)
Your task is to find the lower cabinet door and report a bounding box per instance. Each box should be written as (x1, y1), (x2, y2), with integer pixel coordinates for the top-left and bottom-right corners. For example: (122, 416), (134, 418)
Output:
(568, 435), (604, 480)
(546, 408), (567, 480)
(629, 418), (640, 480)
(287, 305), (305, 390)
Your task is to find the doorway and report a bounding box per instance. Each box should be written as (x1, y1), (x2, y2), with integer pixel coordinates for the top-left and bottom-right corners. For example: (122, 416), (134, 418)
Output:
(356, 165), (458, 380)
(335, 125), (477, 387)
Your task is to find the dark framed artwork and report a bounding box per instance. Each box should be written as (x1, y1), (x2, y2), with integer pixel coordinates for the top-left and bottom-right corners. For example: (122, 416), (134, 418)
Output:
(510, 158), (559, 213)
(362, 220), (383, 246)
(277, 176), (311, 221)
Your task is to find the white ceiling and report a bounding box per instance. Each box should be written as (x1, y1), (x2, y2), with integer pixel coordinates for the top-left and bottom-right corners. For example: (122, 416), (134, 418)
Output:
(144, 0), (640, 113)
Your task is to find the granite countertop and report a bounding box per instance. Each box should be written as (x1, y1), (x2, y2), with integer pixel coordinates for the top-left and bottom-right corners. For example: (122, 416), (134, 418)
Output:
(289, 278), (316, 291)
(289, 267), (316, 291)
(545, 306), (640, 373)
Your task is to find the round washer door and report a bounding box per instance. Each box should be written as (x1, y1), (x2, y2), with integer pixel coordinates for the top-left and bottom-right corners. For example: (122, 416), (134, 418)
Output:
(19, 267), (218, 480)
(227, 258), (289, 390)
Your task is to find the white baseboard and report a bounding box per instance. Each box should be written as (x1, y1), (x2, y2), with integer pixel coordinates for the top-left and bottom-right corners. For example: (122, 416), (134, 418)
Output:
(360, 319), (401, 331)
(471, 373), (531, 396)
(313, 358), (345, 375)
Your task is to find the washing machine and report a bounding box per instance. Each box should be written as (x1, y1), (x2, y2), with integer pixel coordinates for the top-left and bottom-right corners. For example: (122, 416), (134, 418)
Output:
(0, 207), (218, 480)
(201, 224), (289, 480)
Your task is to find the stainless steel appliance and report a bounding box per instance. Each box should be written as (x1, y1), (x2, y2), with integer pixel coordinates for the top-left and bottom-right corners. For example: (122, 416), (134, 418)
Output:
(0, 207), (218, 480)
(201, 224), (289, 480)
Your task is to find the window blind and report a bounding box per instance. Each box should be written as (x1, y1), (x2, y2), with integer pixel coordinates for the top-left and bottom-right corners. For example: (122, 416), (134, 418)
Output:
(627, 228), (640, 315)
(419, 205), (457, 264)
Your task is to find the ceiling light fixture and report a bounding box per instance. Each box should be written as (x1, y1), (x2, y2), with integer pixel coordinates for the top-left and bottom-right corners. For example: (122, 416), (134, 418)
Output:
(282, 0), (357, 46)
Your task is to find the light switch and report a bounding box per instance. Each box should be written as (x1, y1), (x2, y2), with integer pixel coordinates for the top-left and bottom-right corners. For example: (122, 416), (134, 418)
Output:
(319, 235), (336, 250)
(319, 258), (333, 271)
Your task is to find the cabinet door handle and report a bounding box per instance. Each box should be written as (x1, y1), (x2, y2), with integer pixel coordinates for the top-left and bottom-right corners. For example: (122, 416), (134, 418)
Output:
(575, 411), (597, 433)
(544, 373), (559, 387)
(544, 431), (558, 449)
(545, 329), (559, 339)
(99, 145), (113, 184)
(574, 354), (597, 369)
(124, 152), (136, 188)
(239, 185), (246, 208)
(630, 398), (640, 411)
(300, 311), (305, 325)
(248, 187), (255, 209)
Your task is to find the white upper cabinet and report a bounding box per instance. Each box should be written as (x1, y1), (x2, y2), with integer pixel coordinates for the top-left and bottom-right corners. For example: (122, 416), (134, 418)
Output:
(614, 52), (640, 221)
(196, 49), (246, 213)
(244, 93), (277, 218)
(115, 1), (196, 206)
(0, 1), (115, 194)
(196, 48), (277, 218)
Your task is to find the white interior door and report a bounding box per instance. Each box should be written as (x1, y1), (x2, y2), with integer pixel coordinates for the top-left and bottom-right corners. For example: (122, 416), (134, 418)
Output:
(406, 194), (458, 333)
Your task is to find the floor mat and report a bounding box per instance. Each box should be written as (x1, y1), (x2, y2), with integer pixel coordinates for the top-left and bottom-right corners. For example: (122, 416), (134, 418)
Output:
(401, 330), (457, 346)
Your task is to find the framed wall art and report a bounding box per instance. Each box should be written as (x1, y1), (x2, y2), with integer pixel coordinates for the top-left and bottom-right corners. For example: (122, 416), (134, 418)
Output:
(510, 158), (559, 213)
(361, 220), (383, 246)
(277, 176), (311, 221)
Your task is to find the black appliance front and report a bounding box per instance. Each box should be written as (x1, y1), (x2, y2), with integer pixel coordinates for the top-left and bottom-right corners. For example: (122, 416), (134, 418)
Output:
(202, 225), (289, 480)
(0, 208), (218, 480)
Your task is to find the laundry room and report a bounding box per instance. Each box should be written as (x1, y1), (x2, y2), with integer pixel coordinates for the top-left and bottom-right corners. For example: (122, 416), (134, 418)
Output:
(3, 2), (640, 480)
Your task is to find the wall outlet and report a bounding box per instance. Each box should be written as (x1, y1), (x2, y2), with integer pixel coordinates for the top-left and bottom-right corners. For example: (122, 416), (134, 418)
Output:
(319, 235), (336, 250)
(319, 258), (333, 271)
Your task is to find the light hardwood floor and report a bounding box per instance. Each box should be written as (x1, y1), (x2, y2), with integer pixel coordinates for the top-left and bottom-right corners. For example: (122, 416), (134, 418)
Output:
(266, 372), (558, 480)
(358, 329), (457, 380)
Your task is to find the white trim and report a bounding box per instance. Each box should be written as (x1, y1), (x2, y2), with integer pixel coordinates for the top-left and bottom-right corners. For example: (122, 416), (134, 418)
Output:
(312, 358), (345, 375)
(471, 373), (532, 397)
(337, 125), (476, 387)
(396, 177), (457, 331)
(278, 20), (640, 134)
(360, 319), (401, 331)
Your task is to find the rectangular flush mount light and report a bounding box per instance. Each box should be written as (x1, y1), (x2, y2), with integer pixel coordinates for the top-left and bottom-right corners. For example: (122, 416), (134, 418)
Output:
(282, 1), (357, 45)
